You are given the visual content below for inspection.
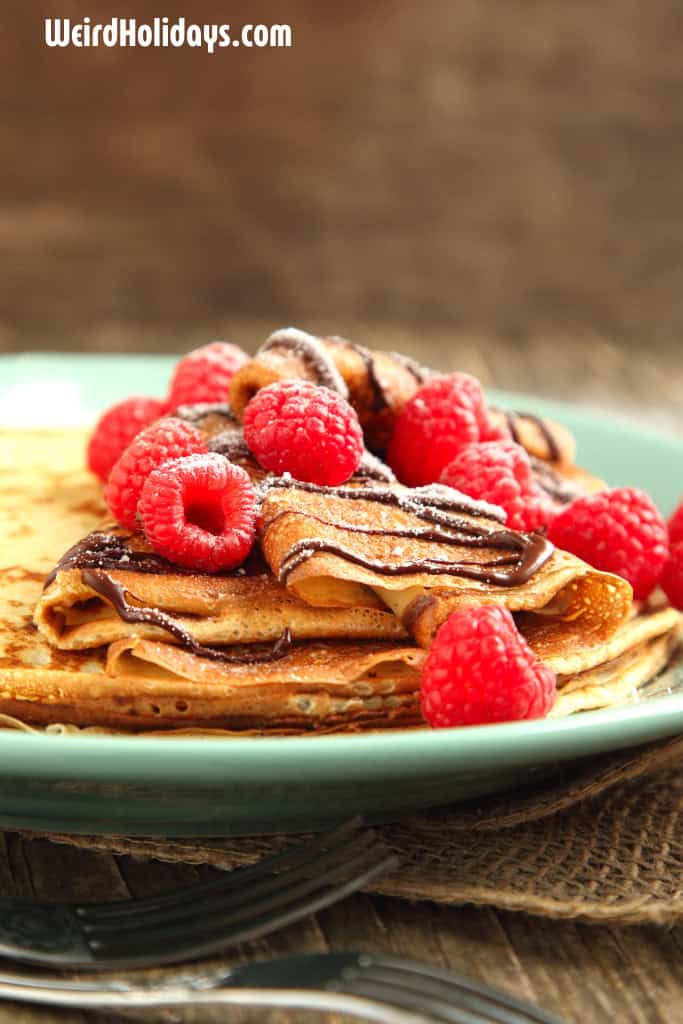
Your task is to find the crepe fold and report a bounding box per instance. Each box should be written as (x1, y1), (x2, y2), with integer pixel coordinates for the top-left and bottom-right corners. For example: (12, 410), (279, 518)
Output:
(229, 327), (584, 469)
(552, 607), (682, 715)
(35, 536), (408, 651)
(0, 637), (423, 732)
(259, 480), (633, 652)
(229, 327), (431, 452)
(489, 409), (577, 467)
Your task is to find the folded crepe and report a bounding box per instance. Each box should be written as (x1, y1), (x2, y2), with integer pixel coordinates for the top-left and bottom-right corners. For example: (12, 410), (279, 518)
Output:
(4, 425), (681, 735)
(229, 327), (430, 453)
(259, 478), (633, 652)
(552, 606), (682, 715)
(1, 635), (424, 732)
(489, 409), (576, 467)
(229, 327), (583, 470)
(36, 530), (408, 650)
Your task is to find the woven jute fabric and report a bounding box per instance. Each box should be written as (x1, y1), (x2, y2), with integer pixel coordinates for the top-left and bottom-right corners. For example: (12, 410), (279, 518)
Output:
(18, 735), (683, 925)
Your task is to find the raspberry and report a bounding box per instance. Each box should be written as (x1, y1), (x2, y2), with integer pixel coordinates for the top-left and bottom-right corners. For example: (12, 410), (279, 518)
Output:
(167, 342), (249, 409)
(86, 397), (167, 482)
(138, 454), (257, 572)
(387, 373), (501, 487)
(243, 380), (364, 485)
(548, 488), (669, 601)
(420, 606), (556, 728)
(104, 419), (207, 530)
(439, 441), (556, 533)
(669, 500), (683, 544)
(661, 541), (683, 611)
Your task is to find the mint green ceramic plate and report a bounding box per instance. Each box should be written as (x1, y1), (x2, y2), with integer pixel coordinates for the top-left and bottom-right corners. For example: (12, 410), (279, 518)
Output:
(0, 354), (681, 837)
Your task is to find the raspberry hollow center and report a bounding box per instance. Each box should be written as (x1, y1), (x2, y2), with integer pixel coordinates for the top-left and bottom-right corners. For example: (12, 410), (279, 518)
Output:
(184, 501), (225, 536)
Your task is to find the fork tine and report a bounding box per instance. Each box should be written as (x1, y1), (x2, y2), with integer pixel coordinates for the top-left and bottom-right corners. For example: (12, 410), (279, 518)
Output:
(82, 828), (385, 938)
(77, 816), (364, 922)
(87, 849), (399, 966)
(362, 958), (565, 1024)
(339, 977), (488, 1024)
(160, 851), (401, 962)
(342, 959), (565, 1024)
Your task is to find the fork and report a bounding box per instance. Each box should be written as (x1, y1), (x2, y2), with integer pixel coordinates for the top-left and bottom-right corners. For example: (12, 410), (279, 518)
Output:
(0, 951), (566, 1023)
(0, 818), (397, 969)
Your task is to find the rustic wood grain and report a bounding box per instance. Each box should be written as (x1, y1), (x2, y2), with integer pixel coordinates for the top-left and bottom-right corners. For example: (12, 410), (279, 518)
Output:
(1, 838), (683, 1024)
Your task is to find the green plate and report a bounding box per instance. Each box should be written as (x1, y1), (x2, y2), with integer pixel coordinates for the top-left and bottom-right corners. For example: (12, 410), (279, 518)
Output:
(0, 354), (681, 837)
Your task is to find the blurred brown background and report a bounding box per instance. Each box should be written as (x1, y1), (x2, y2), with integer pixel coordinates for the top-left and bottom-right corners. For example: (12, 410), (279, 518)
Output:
(1, 0), (683, 421)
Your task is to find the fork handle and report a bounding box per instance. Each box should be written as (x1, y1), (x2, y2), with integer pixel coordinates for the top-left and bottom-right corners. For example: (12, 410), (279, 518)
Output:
(0, 977), (430, 1024)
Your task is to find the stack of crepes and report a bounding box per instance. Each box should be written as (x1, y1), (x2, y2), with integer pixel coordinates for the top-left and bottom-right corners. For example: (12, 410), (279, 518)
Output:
(4, 329), (680, 734)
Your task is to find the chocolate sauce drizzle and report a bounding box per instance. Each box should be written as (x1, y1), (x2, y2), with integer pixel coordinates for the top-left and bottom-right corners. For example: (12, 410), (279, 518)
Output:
(503, 411), (562, 463)
(326, 336), (388, 412)
(388, 351), (432, 386)
(264, 328), (431, 417)
(530, 456), (583, 505)
(353, 451), (396, 483)
(207, 429), (254, 464)
(265, 480), (553, 587)
(327, 336), (432, 414)
(261, 329), (349, 398)
(44, 530), (267, 589)
(43, 532), (181, 590)
(172, 403), (237, 427)
(81, 569), (292, 664)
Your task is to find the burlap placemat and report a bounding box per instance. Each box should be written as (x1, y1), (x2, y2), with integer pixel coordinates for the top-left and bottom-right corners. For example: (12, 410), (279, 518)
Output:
(18, 735), (683, 925)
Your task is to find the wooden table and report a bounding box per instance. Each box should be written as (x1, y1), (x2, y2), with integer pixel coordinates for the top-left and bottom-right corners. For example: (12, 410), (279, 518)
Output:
(2, 326), (682, 1024)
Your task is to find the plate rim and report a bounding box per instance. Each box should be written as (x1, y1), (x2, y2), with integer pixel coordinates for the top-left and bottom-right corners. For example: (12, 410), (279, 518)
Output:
(1, 354), (682, 785)
(0, 690), (682, 782)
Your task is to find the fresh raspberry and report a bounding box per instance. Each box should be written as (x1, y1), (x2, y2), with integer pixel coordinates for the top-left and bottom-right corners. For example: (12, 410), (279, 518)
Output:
(548, 488), (669, 601)
(420, 606), (556, 728)
(661, 541), (683, 611)
(668, 500), (683, 545)
(243, 380), (364, 485)
(167, 342), (249, 409)
(104, 419), (206, 530)
(387, 373), (501, 487)
(439, 441), (556, 533)
(86, 397), (167, 482)
(138, 454), (257, 572)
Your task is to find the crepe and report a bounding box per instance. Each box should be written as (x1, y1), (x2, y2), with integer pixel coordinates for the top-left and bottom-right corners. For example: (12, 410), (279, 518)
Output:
(490, 409), (576, 466)
(36, 536), (407, 650)
(3, 425), (681, 735)
(552, 618), (681, 716)
(229, 327), (432, 452)
(0, 636), (424, 732)
(259, 478), (633, 652)
(229, 328), (585, 470)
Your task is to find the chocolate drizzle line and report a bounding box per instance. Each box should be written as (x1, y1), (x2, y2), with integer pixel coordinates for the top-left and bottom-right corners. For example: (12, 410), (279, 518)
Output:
(172, 403), (237, 427)
(264, 480), (554, 587)
(81, 569), (292, 664)
(388, 351), (432, 385)
(44, 530), (267, 589)
(43, 532), (182, 589)
(530, 456), (583, 505)
(503, 411), (562, 463)
(207, 429), (253, 464)
(261, 329), (349, 398)
(353, 451), (396, 483)
(326, 336), (388, 412)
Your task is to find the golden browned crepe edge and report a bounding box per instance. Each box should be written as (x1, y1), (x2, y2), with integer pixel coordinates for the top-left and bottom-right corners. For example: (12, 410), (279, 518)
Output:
(259, 484), (632, 649)
(36, 566), (407, 650)
(0, 640), (425, 732)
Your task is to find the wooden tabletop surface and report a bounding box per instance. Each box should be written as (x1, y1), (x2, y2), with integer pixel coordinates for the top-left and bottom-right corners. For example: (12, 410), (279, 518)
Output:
(0, 326), (682, 1024)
